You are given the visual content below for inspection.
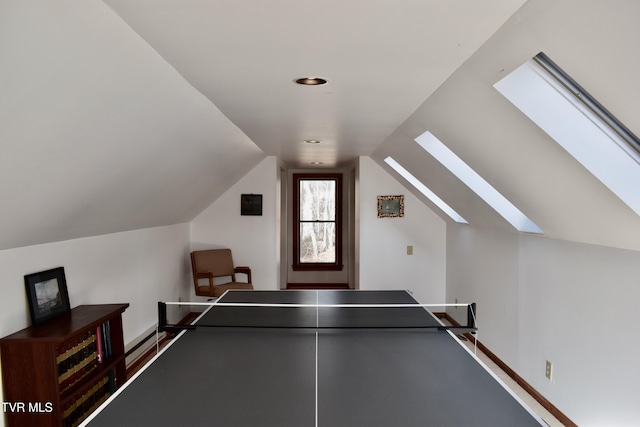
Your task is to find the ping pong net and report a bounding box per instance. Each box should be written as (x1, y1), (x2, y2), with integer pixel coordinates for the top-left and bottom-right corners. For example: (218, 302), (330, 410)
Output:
(157, 293), (477, 334)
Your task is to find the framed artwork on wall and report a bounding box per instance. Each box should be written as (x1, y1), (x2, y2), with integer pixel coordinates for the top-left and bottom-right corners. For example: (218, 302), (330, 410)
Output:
(241, 194), (263, 216)
(377, 195), (404, 218)
(24, 267), (71, 326)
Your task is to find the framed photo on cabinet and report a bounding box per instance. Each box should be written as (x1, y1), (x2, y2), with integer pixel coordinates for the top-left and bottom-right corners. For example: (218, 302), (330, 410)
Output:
(24, 267), (71, 326)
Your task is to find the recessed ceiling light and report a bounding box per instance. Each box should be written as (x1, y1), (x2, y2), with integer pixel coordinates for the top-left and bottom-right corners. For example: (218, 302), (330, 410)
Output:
(310, 161), (324, 165)
(304, 140), (321, 144)
(295, 77), (328, 86)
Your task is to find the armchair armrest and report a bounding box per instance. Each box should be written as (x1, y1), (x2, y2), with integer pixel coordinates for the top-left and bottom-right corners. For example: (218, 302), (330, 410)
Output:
(195, 271), (214, 279)
(195, 271), (215, 293)
(234, 266), (252, 283)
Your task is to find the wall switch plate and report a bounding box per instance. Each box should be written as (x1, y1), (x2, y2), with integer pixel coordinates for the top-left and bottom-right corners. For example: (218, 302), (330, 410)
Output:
(407, 245), (413, 255)
(545, 360), (553, 380)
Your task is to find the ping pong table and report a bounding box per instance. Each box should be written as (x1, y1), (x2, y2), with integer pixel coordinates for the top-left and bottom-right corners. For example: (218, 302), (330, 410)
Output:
(81, 290), (546, 427)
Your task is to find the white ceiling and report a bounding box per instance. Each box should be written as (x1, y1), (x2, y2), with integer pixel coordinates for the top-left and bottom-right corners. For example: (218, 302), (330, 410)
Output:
(372, 0), (640, 250)
(3, 0), (640, 251)
(103, 0), (527, 168)
(0, 1), (265, 249)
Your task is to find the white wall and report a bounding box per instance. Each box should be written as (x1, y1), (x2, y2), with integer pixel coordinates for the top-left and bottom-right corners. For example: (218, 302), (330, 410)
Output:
(0, 223), (191, 425)
(190, 156), (280, 292)
(447, 224), (640, 426)
(357, 157), (447, 304)
(446, 226), (521, 363)
(0, 223), (190, 342)
(518, 237), (640, 427)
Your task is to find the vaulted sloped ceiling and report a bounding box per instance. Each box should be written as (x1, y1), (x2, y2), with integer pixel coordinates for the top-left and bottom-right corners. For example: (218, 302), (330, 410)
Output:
(3, 0), (640, 252)
(0, 1), (265, 250)
(102, 0), (527, 169)
(372, 0), (640, 251)
(1, 0), (528, 250)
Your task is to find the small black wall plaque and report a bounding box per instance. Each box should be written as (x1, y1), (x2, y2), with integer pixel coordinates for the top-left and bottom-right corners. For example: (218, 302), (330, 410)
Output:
(241, 194), (263, 216)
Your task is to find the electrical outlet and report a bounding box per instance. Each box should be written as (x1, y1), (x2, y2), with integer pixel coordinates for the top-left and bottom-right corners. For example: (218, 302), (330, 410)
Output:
(545, 360), (553, 380)
(407, 245), (413, 255)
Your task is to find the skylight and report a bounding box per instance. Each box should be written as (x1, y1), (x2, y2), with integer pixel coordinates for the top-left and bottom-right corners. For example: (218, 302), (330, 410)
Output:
(494, 52), (640, 217)
(414, 131), (543, 234)
(383, 157), (467, 224)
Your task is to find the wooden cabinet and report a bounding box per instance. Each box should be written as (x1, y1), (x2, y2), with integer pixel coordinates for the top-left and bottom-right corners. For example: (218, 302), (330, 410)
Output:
(1, 304), (129, 427)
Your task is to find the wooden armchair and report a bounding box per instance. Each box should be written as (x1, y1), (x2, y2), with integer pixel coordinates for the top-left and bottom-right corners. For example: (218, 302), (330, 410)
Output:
(190, 249), (253, 298)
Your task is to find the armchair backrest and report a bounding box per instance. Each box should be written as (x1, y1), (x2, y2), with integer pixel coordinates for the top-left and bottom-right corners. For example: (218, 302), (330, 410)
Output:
(191, 249), (235, 279)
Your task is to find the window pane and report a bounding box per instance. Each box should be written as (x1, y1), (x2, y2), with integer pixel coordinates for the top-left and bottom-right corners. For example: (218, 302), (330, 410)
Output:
(300, 222), (336, 263)
(384, 156), (467, 223)
(300, 180), (335, 221)
(414, 131), (541, 233)
(495, 55), (640, 218)
(292, 172), (342, 271)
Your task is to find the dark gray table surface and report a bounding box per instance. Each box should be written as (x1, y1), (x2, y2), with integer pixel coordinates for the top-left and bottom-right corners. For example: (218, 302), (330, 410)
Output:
(83, 290), (544, 427)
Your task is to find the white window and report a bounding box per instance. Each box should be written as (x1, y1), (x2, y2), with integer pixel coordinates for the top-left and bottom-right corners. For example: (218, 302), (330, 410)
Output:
(414, 131), (542, 234)
(494, 52), (640, 217)
(384, 157), (467, 224)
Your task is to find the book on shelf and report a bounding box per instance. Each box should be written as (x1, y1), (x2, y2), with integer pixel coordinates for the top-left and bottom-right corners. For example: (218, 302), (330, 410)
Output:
(97, 320), (113, 362)
(57, 331), (98, 391)
(55, 318), (115, 393)
(62, 371), (112, 427)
